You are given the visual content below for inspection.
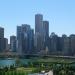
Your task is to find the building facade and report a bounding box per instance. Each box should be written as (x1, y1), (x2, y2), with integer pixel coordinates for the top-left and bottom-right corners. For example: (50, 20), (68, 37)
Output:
(17, 24), (34, 54)
(0, 27), (4, 38)
(43, 21), (49, 49)
(61, 34), (70, 56)
(10, 36), (17, 52)
(69, 34), (75, 56)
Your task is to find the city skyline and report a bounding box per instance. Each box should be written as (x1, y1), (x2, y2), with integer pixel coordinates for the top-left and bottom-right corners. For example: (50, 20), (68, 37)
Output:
(1, 13), (75, 42)
(0, 14), (75, 56)
(0, 1), (75, 74)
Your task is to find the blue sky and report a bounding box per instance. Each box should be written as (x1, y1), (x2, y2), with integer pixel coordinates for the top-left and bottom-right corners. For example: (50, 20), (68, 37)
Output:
(0, 0), (75, 41)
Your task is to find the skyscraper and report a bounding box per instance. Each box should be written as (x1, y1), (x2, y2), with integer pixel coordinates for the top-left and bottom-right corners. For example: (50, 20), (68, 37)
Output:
(35, 14), (43, 34)
(43, 21), (49, 49)
(0, 27), (4, 38)
(50, 32), (58, 54)
(0, 27), (8, 52)
(17, 26), (22, 54)
(0, 38), (8, 52)
(35, 14), (45, 53)
(34, 33), (43, 52)
(61, 34), (70, 56)
(21, 24), (30, 54)
(17, 24), (34, 54)
(69, 34), (75, 56)
(10, 36), (17, 52)
(28, 29), (34, 54)
(43, 21), (49, 38)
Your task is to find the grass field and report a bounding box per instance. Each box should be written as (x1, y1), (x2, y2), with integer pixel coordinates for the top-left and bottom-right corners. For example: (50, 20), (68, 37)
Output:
(0, 67), (35, 75)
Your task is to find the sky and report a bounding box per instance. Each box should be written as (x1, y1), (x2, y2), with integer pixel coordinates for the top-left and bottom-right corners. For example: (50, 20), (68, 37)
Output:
(0, 0), (75, 41)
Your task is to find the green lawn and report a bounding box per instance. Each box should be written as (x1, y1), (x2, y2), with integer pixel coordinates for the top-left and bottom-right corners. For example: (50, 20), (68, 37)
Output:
(0, 67), (35, 75)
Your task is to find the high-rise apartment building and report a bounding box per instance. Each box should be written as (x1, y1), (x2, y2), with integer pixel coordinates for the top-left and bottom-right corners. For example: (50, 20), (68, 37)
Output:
(43, 21), (49, 38)
(69, 34), (75, 56)
(10, 36), (17, 52)
(61, 34), (70, 56)
(17, 26), (22, 54)
(28, 29), (34, 54)
(43, 21), (49, 49)
(0, 38), (8, 52)
(50, 32), (58, 54)
(0, 27), (8, 52)
(17, 24), (34, 54)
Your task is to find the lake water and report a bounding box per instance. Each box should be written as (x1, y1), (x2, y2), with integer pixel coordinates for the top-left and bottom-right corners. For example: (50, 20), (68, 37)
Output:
(0, 58), (16, 67)
(0, 58), (35, 67)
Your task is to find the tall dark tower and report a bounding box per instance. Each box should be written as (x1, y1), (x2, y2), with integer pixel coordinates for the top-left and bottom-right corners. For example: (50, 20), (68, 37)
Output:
(43, 21), (49, 39)
(43, 21), (49, 49)
(35, 14), (45, 52)
(0, 27), (4, 38)
(17, 26), (22, 54)
(35, 14), (43, 34)
(0, 27), (8, 52)
(10, 35), (17, 52)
